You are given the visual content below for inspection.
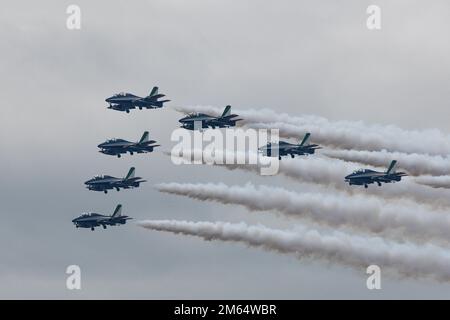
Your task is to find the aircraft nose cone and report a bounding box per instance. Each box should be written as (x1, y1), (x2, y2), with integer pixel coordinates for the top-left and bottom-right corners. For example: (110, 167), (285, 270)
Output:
(105, 97), (112, 102)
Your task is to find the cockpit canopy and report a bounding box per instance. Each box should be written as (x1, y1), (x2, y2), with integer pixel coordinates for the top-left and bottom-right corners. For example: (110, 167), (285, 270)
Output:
(80, 212), (100, 217)
(114, 92), (128, 97)
(352, 169), (373, 174)
(93, 175), (113, 179)
(105, 138), (125, 143)
(186, 112), (212, 118)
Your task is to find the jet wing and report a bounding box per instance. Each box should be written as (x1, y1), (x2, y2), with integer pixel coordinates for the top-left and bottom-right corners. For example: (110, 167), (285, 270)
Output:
(283, 145), (300, 152)
(188, 115), (216, 122)
(104, 142), (135, 149)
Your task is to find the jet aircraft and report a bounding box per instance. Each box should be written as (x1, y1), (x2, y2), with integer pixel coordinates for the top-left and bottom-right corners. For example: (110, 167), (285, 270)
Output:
(178, 105), (242, 130)
(84, 167), (146, 193)
(72, 204), (132, 231)
(105, 87), (170, 113)
(98, 131), (160, 158)
(345, 160), (407, 188)
(258, 133), (320, 159)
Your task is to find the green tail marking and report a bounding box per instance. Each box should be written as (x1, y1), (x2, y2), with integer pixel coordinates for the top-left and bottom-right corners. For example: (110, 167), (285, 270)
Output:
(112, 204), (122, 217)
(386, 160), (397, 174)
(125, 167), (135, 180)
(149, 87), (158, 97)
(139, 131), (149, 144)
(221, 105), (231, 117)
(300, 133), (311, 146)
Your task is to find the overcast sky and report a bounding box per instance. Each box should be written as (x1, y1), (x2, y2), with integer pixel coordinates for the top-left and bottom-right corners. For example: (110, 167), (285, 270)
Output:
(1, 0), (450, 299)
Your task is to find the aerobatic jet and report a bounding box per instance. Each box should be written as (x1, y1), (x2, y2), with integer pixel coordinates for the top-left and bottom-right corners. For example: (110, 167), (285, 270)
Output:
(178, 105), (242, 130)
(345, 160), (407, 188)
(258, 133), (320, 159)
(84, 167), (146, 193)
(72, 204), (132, 231)
(105, 87), (170, 113)
(97, 131), (160, 158)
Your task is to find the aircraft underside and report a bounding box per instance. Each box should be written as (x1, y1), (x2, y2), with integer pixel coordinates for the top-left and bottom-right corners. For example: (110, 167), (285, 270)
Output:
(347, 179), (395, 188)
(109, 102), (163, 113)
(100, 148), (153, 157)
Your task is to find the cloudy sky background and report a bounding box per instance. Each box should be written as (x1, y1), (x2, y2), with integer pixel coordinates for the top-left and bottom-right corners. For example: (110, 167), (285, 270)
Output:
(1, 0), (450, 298)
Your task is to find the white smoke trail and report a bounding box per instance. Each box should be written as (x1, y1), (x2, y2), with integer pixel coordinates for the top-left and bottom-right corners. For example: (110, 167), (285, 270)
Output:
(156, 182), (450, 242)
(167, 149), (450, 208)
(138, 219), (450, 281)
(322, 149), (450, 176)
(174, 105), (450, 155)
(414, 176), (450, 189)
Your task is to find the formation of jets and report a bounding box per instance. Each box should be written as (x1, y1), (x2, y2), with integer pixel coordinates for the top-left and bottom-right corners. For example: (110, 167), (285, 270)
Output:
(74, 85), (409, 231)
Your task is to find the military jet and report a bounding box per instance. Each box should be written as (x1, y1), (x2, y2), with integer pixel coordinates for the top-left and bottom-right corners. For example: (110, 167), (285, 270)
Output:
(98, 131), (160, 158)
(179, 105), (242, 130)
(345, 160), (407, 188)
(105, 87), (170, 113)
(72, 204), (132, 231)
(258, 133), (320, 160)
(84, 167), (146, 193)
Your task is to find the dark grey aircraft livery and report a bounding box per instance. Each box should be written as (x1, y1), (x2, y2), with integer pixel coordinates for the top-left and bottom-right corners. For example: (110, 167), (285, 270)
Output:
(98, 131), (160, 158)
(259, 133), (320, 159)
(345, 160), (407, 188)
(105, 87), (170, 113)
(179, 105), (242, 130)
(84, 167), (146, 193)
(72, 204), (132, 231)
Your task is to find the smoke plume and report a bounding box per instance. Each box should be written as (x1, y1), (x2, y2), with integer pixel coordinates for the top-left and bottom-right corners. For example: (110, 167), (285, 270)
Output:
(138, 219), (450, 281)
(156, 182), (450, 242)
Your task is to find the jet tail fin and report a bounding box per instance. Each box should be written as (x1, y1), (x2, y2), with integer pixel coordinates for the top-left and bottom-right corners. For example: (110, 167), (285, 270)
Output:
(138, 131), (149, 144)
(149, 86), (158, 97)
(221, 105), (231, 118)
(386, 160), (398, 174)
(124, 167), (135, 180)
(111, 204), (122, 218)
(299, 133), (311, 146)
